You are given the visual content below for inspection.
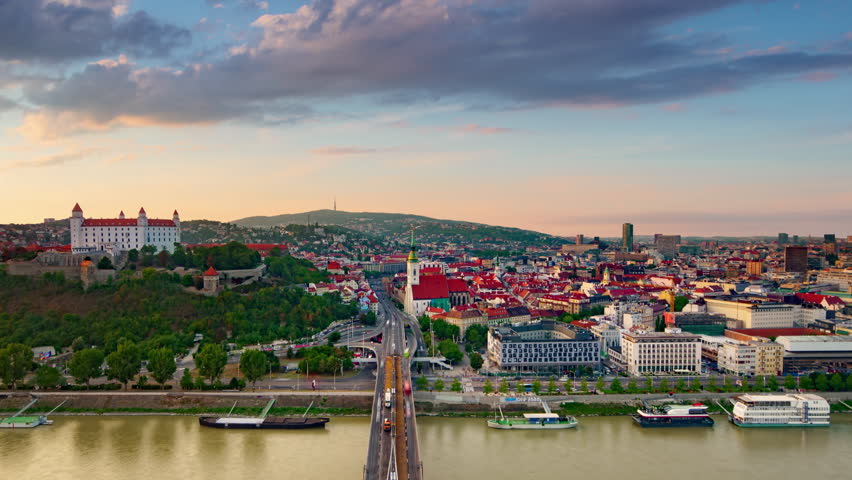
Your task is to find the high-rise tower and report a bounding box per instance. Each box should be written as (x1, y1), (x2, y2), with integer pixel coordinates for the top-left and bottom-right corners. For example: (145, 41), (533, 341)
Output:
(622, 223), (634, 253)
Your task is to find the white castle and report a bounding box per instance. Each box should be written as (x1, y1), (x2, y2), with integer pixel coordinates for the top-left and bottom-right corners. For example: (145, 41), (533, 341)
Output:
(70, 203), (181, 254)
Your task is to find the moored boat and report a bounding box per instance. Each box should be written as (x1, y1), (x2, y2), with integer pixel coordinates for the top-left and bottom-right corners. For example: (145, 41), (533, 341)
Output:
(632, 402), (714, 427)
(728, 393), (830, 427)
(0, 397), (65, 429)
(487, 401), (577, 430)
(199, 399), (329, 430)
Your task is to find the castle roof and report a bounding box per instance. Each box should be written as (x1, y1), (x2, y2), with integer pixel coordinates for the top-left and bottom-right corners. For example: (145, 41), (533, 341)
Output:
(139, 207), (146, 214)
(72, 203), (83, 212)
(203, 266), (218, 276)
(81, 218), (176, 227)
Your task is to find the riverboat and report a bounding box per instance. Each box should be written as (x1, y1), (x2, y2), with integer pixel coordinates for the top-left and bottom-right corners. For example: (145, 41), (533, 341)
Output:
(632, 402), (714, 427)
(199, 399), (330, 430)
(728, 393), (830, 427)
(487, 401), (578, 430)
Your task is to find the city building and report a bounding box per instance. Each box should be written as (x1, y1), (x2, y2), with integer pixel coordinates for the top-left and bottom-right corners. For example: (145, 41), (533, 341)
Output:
(784, 246), (808, 274)
(778, 233), (789, 245)
(621, 329), (702, 375)
(746, 260), (763, 276)
(487, 320), (600, 372)
(655, 235), (681, 259)
(622, 223), (634, 253)
(717, 340), (784, 377)
(590, 322), (622, 350)
(70, 203), (180, 254)
(816, 269), (852, 293)
(664, 312), (729, 336)
(403, 233), (450, 316)
(705, 298), (800, 329)
(775, 335), (852, 372)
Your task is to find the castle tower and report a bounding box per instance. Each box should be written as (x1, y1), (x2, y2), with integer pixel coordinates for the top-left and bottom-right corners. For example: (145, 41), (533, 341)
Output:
(70, 203), (84, 252)
(119, 210), (125, 219)
(137, 207), (148, 226)
(172, 210), (181, 243)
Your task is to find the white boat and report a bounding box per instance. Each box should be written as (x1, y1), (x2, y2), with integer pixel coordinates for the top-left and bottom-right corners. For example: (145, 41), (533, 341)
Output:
(729, 393), (830, 427)
(487, 401), (578, 430)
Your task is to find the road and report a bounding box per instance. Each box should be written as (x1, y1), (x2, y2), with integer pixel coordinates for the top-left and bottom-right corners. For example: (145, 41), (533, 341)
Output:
(364, 292), (422, 480)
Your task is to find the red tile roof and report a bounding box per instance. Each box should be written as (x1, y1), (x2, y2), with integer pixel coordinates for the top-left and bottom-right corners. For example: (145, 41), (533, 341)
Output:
(149, 219), (176, 227)
(446, 278), (468, 293)
(72, 203), (83, 212)
(412, 275), (450, 300)
(203, 266), (218, 276)
(82, 219), (139, 227)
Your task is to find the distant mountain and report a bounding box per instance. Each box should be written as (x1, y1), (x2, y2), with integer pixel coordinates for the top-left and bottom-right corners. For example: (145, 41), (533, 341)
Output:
(230, 209), (566, 247)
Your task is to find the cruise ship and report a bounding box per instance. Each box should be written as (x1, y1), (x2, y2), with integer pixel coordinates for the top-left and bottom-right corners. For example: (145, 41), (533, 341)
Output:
(729, 394), (830, 427)
(633, 402), (714, 427)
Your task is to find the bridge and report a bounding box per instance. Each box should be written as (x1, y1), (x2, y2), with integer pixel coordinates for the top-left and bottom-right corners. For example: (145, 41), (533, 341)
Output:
(363, 295), (422, 480)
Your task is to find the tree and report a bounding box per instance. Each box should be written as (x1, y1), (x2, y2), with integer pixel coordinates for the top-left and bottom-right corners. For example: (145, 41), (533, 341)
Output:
(593, 377), (604, 393)
(847, 374), (852, 392)
(754, 376), (765, 391)
(547, 377), (557, 395)
(196, 343), (228, 383)
(675, 378), (687, 393)
(515, 381), (524, 394)
(180, 369), (194, 390)
(483, 379), (493, 394)
(0, 343), (33, 389)
(499, 379), (509, 394)
(799, 376), (814, 390)
(784, 374), (797, 390)
(469, 352), (484, 370)
(127, 249), (139, 262)
(327, 331), (342, 346)
(564, 381), (573, 393)
(433, 378), (445, 392)
(689, 378), (702, 392)
(532, 379), (542, 395)
(644, 376), (653, 393)
(106, 341), (141, 390)
(658, 378), (669, 393)
(147, 347), (177, 389)
(451, 378), (462, 392)
(829, 373), (844, 392)
(815, 373), (829, 391)
(627, 378), (638, 394)
(464, 324), (488, 352)
(71, 336), (86, 352)
(97, 256), (114, 270)
(416, 376), (429, 391)
(708, 377), (718, 392)
(723, 377), (734, 392)
(609, 377), (624, 393)
(580, 378), (588, 393)
(34, 365), (63, 389)
(674, 296), (689, 312)
(438, 340), (463, 364)
(240, 349), (268, 388)
(767, 376), (779, 392)
(68, 348), (104, 389)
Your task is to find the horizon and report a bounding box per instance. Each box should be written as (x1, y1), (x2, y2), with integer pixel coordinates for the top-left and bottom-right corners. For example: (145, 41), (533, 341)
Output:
(2, 1), (851, 237)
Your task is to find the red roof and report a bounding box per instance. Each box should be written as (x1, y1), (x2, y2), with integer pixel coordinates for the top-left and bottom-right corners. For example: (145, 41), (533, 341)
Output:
(203, 266), (218, 276)
(82, 219), (139, 227)
(796, 293), (845, 306)
(446, 278), (468, 293)
(411, 275), (450, 300)
(139, 207), (146, 214)
(72, 203), (82, 212)
(148, 219), (176, 227)
(173, 210), (179, 215)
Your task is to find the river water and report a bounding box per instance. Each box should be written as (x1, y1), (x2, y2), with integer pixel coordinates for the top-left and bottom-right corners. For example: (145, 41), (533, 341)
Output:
(1, 415), (850, 480)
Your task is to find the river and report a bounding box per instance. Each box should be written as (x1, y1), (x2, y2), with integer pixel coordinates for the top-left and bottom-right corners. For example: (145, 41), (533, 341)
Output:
(1, 415), (851, 479)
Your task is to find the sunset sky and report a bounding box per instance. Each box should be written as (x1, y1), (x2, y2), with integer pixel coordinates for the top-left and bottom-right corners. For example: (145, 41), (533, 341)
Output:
(1, 1), (851, 237)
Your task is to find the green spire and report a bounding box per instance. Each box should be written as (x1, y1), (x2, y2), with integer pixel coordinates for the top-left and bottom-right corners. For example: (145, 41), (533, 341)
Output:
(407, 227), (418, 263)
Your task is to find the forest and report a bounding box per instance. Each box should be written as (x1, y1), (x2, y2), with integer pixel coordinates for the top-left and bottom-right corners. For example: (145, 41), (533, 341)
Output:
(0, 267), (358, 355)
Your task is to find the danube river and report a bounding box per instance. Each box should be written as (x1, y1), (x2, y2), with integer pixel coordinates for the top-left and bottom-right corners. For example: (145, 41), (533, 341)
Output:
(1, 415), (851, 479)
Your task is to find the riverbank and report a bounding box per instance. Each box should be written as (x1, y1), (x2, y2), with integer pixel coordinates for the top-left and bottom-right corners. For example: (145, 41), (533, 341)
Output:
(4, 390), (852, 418)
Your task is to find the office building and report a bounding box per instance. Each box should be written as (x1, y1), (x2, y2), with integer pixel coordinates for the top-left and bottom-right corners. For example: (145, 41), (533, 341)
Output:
(784, 246), (808, 274)
(705, 298), (800, 329)
(778, 233), (789, 245)
(717, 340), (784, 377)
(487, 320), (600, 372)
(576, 234), (584, 245)
(622, 223), (634, 253)
(621, 330), (702, 375)
(655, 234), (681, 259)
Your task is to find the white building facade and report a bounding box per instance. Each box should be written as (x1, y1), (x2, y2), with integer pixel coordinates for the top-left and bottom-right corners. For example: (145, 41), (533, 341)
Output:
(704, 298), (799, 329)
(70, 203), (180, 254)
(621, 330), (702, 376)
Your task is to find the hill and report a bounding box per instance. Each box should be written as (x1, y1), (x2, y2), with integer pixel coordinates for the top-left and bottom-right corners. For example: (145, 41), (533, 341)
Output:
(231, 209), (566, 247)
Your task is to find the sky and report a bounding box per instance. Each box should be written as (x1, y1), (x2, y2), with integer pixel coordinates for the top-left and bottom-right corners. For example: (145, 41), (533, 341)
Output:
(1, 0), (851, 237)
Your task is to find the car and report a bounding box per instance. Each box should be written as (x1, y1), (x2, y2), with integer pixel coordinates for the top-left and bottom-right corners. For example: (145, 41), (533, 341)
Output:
(383, 419), (391, 432)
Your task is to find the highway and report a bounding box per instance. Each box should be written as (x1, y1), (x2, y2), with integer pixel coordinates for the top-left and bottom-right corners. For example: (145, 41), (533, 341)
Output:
(364, 293), (422, 480)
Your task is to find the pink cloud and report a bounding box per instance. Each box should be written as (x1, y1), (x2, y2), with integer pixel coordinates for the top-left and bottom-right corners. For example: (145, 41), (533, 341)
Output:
(661, 103), (686, 112)
(309, 146), (381, 156)
(798, 71), (837, 83)
(457, 124), (517, 135)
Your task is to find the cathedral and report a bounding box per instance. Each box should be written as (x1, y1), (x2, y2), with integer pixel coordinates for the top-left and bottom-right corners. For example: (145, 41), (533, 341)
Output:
(70, 203), (181, 254)
(403, 231), (451, 317)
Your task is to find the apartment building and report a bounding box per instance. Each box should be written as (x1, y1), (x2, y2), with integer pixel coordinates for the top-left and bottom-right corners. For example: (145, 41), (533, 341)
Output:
(621, 330), (702, 375)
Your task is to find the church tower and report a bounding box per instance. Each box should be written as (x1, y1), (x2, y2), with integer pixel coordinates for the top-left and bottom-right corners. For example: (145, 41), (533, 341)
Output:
(602, 266), (611, 285)
(406, 228), (420, 287)
(172, 210), (181, 243)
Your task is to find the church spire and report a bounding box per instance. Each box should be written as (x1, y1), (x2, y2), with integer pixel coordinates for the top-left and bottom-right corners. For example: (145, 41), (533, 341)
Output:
(407, 227), (418, 263)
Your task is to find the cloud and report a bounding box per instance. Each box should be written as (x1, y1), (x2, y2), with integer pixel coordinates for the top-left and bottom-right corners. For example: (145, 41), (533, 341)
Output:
(798, 71), (837, 83)
(15, 0), (852, 138)
(1, 148), (100, 171)
(0, 96), (16, 112)
(661, 103), (687, 112)
(310, 146), (383, 156)
(456, 124), (518, 135)
(206, 0), (268, 9)
(0, 0), (190, 61)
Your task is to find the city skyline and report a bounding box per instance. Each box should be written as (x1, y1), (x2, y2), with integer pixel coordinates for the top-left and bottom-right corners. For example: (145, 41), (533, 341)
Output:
(1, 1), (851, 236)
